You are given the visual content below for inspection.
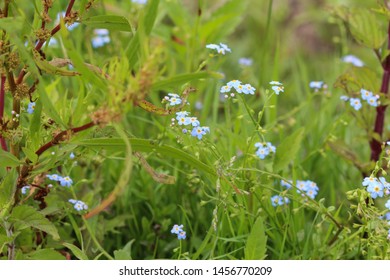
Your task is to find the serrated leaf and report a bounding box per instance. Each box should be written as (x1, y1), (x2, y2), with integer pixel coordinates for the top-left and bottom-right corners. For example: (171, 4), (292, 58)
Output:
(62, 242), (89, 260)
(83, 15), (132, 32)
(26, 249), (66, 260)
(10, 205), (60, 240)
(0, 170), (17, 218)
(273, 128), (305, 172)
(244, 217), (267, 260)
(22, 147), (38, 163)
(0, 150), (22, 168)
(348, 8), (386, 49)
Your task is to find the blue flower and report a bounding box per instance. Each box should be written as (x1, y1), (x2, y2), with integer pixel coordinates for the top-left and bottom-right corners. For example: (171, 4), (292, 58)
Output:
(385, 199), (390, 210)
(191, 126), (208, 139)
(171, 224), (184, 234)
(177, 116), (191, 126)
(220, 85), (232, 93)
(176, 111), (190, 119)
(177, 231), (186, 240)
(366, 181), (384, 199)
(70, 152), (75, 159)
(27, 102), (36, 114)
(367, 96), (379, 107)
(21, 186), (30, 195)
(46, 174), (62, 181)
(349, 98), (362, 111)
(270, 81), (284, 95)
(340, 95), (349, 101)
(132, 0), (147, 4)
(59, 176), (73, 187)
(238, 57), (253, 66)
(254, 142), (276, 159)
(206, 43), (231, 55)
(68, 199), (88, 211)
(166, 93), (182, 106)
(188, 116), (200, 127)
(281, 179), (292, 189)
(271, 195), (289, 207)
(309, 81), (324, 90)
(360, 89), (373, 101)
(91, 29), (110, 48)
(242, 84), (256, 95)
(342, 55), (364, 67)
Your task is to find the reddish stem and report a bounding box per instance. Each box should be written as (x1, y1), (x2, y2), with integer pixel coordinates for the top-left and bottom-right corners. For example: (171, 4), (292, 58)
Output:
(35, 121), (95, 156)
(17, 0), (77, 84)
(0, 75), (7, 152)
(369, 21), (390, 162)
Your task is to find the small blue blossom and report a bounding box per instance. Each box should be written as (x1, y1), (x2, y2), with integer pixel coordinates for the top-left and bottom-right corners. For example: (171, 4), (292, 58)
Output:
(177, 116), (191, 126)
(206, 43), (231, 55)
(296, 180), (309, 194)
(21, 186), (30, 195)
(176, 111), (190, 119)
(281, 179), (292, 189)
(191, 126), (208, 140)
(385, 200), (390, 210)
(27, 102), (36, 114)
(270, 81), (284, 95)
(342, 55), (364, 67)
(68, 199), (88, 211)
(238, 57), (253, 66)
(366, 181), (384, 199)
(132, 0), (147, 4)
(221, 80), (255, 97)
(91, 29), (110, 48)
(165, 93), (182, 106)
(360, 89), (373, 101)
(362, 177), (379, 187)
(177, 231), (186, 240)
(59, 176), (73, 187)
(46, 174), (62, 181)
(367, 96), (379, 107)
(271, 195), (289, 207)
(254, 142), (276, 160)
(227, 80), (242, 88)
(188, 116), (200, 127)
(182, 128), (188, 134)
(340, 95), (349, 101)
(171, 224), (184, 234)
(309, 81), (324, 90)
(349, 98), (362, 111)
(70, 152), (75, 159)
(242, 84), (256, 95)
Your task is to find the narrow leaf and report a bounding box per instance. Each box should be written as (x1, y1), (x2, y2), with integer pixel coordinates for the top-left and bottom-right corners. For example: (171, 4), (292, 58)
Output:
(83, 15), (132, 32)
(62, 243), (89, 260)
(0, 150), (22, 168)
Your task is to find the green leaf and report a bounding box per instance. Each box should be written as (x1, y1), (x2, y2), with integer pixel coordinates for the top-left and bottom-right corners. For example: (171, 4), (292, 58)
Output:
(0, 233), (13, 252)
(348, 8), (386, 49)
(244, 217), (267, 260)
(83, 15), (132, 32)
(26, 249), (66, 260)
(38, 82), (66, 128)
(273, 128), (305, 172)
(73, 138), (216, 176)
(0, 150), (22, 168)
(0, 170), (17, 218)
(114, 240), (135, 260)
(22, 147), (38, 163)
(62, 242), (89, 260)
(10, 205), (60, 240)
(151, 71), (223, 91)
(126, 0), (160, 67)
(334, 66), (381, 94)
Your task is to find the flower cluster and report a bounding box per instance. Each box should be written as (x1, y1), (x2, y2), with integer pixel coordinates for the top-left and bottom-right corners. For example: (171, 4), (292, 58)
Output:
(206, 43), (231, 55)
(162, 93), (182, 106)
(309, 81), (328, 93)
(362, 176), (390, 200)
(340, 88), (379, 111)
(173, 111), (210, 140)
(171, 224), (186, 240)
(295, 179), (320, 199)
(270, 81), (284, 95)
(220, 80), (256, 98)
(46, 174), (73, 187)
(271, 195), (289, 207)
(92, 29), (110, 48)
(254, 142), (276, 160)
(68, 199), (88, 211)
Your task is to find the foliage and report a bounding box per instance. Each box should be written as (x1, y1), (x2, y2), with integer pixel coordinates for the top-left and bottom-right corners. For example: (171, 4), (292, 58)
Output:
(1, 0), (390, 260)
